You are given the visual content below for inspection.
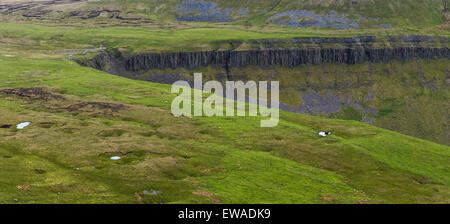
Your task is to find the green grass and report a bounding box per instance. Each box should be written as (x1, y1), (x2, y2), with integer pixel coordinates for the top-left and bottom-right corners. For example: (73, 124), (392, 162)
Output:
(0, 0), (448, 204)
(195, 143), (366, 204)
(87, 0), (446, 27)
(0, 49), (448, 204)
(132, 60), (449, 145)
(0, 21), (448, 53)
(3, 0), (445, 28)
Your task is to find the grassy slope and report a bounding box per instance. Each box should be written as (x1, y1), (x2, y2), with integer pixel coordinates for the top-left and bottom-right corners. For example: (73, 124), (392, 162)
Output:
(0, 42), (449, 204)
(159, 60), (448, 145)
(1, 0), (444, 28)
(88, 0), (445, 27)
(0, 22), (448, 54)
(1, 22), (446, 145)
(0, 0), (447, 204)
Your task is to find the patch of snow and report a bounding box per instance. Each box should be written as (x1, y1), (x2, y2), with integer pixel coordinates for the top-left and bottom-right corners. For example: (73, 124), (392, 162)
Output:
(16, 122), (30, 129)
(318, 131), (332, 137)
(110, 156), (121, 160)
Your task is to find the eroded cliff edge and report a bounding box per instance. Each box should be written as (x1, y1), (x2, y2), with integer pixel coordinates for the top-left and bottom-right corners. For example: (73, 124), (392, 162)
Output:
(79, 36), (450, 145)
(81, 36), (449, 74)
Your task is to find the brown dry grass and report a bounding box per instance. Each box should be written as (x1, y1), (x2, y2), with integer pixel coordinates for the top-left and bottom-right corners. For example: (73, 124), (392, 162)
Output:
(193, 190), (221, 204)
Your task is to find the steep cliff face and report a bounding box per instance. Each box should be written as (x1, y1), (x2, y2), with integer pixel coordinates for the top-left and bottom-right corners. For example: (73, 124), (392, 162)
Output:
(82, 36), (449, 74)
(79, 36), (450, 145)
(123, 47), (448, 71)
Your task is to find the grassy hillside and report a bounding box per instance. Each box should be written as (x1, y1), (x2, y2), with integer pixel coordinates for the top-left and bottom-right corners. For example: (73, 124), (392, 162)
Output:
(0, 33), (449, 204)
(0, 22), (448, 54)
(0, 1), (449, 203)
(0, 0), (447, 30)
(143, 60), (448, 145)
(0, 21), (447, 145)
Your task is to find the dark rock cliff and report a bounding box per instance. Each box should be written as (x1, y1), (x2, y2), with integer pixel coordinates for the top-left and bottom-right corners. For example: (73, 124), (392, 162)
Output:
(124, 47), (449, 71)
(78, 36), (450, 145)
(81, 36), (449, 75)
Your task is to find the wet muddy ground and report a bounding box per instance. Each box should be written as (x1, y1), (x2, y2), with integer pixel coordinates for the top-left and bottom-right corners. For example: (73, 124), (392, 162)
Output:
(0, 87), (126, 116)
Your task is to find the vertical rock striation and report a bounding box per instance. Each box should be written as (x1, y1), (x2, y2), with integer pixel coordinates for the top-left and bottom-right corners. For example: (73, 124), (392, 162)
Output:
(79, 36), (449, 75)
(121, 47), (449, 72)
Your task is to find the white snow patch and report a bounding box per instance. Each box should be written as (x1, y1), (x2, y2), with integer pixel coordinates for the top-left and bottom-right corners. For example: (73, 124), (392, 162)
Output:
(318, 131), (331, 137)
(16, 122), (30, 129)
(110, 156), (121, 160)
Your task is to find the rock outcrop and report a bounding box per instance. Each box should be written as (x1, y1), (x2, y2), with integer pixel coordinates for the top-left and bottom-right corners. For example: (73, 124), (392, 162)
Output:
(78, 36), (450, 145)
(123, 47), (448, 71)
(81, 36), (449, 75)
